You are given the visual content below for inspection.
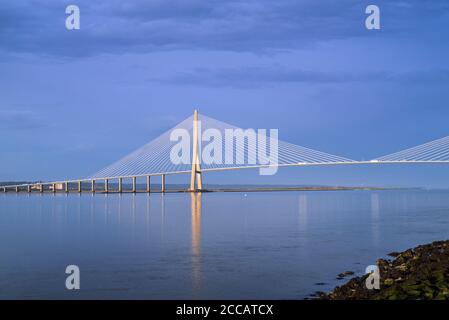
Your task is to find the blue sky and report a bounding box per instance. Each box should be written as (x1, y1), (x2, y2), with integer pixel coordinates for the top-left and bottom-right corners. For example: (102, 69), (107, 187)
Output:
(1, 0), (449, 187)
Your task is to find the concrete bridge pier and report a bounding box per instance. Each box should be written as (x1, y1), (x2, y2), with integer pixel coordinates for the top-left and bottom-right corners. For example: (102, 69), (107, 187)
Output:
(118, 178), (123, 193)
(161, 175), (165, 193)
(146, 176), (151, 193)
(65, 182), (69, 193)
(27, 185), (31, 193)
(78, 181), (82, 193)
(132, 177), (137, 193)
(91, 180), (96, 193)
(105, 179), (109, 193)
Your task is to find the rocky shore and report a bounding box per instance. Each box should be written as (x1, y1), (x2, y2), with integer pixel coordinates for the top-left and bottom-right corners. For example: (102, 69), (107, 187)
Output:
(320, 240), (449, 300)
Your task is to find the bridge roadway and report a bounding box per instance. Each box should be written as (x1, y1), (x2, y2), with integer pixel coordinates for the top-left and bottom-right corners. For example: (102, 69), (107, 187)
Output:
(1, 160), (448, 194)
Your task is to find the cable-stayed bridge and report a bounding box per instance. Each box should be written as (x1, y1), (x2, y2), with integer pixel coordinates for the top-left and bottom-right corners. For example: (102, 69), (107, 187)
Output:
(1, 110), (449, 193)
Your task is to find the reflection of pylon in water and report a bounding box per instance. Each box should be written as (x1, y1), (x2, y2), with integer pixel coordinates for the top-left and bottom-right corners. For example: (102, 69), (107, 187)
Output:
(191, 193), (202, 257)
(190, 110), (203, 192)
(191, 192), (202, 292)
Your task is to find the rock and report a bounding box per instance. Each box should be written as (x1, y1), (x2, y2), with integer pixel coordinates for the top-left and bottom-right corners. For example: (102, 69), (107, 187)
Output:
(395, 263), (408, 272)
(314, 291), (326, 298)
(317, 239), (449, 300)
(337, 271), (355, 278)
(388, 252), (401, 257)
(401, 250), (414, 259)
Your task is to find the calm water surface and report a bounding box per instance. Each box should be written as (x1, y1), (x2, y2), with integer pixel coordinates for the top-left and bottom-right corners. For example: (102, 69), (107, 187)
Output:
(1, 190), (449, 299)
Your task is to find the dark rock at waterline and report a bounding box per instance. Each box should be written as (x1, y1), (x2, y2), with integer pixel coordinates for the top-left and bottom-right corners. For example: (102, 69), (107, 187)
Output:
(338, 271), (355, 277)
(308, 291), (326, 299)
(387, 251), (401, 257)
(336, 271), (355, 280)
(320, 240), (449, 300)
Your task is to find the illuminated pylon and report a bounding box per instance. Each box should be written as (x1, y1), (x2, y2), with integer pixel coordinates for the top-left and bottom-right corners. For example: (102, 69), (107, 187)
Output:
(190, 109), (203, 191)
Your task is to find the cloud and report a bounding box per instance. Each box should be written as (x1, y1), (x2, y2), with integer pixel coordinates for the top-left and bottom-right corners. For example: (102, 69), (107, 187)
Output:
(60, 143), (94, 153)
(390, 69), (449, 84)
(150, 66), (386, 87)
(3, 0), (447, 59)
(0, 110), (47, 130)
(149, 66), (449, 88)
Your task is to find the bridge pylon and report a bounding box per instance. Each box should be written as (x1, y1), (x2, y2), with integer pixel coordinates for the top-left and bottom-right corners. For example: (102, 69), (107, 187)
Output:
(190, 109), (203, 192)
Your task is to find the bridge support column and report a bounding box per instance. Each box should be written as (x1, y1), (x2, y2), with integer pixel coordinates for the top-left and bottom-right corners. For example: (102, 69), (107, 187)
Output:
(91, 180), (96, 193)
(161, 175), (165, 193)
(77, 181), (82, 193)
(39, 184), (43, 193)
(105, 179), (109, 193)
(3, 187), (6, 193)
(15, 186), (19, 193)
(132, 177), (137, 193)
(52, 183), (56, 193)
(65, 182), (69, 193)
(118, 178), (123, 193)
(146, 176), (151, 193)
(27, 185), (31, 193)
(190, 109), (203, 192)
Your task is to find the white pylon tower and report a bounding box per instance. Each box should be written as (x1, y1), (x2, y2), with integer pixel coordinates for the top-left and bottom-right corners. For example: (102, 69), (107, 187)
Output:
(190, 109), (203, 192)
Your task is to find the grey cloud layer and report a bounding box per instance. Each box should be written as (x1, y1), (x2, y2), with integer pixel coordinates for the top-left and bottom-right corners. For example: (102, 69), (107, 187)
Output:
(2, 0), (447, 58)
(152, 67), (449, 88)
(0, 110), (46, 130)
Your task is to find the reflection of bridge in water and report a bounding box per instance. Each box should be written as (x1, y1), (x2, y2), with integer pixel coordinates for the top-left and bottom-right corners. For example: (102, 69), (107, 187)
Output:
(191, 193), (202, 293)
(2, 110), (449, 193)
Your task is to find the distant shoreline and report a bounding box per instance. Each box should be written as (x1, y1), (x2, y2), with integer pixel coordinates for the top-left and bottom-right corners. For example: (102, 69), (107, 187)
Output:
(83, 186), (391, 194)
(203, 186), (391, 193)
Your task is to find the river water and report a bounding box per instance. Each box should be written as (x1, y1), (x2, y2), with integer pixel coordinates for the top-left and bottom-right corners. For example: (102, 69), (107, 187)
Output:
(1, 189), (449, 299)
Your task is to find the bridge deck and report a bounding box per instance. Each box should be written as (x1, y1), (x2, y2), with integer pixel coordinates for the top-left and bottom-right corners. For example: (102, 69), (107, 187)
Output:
(1, 160), (448, 192)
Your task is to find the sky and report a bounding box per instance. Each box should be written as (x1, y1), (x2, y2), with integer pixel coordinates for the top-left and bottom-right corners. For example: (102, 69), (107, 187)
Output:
(1, 0), (449, 187)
